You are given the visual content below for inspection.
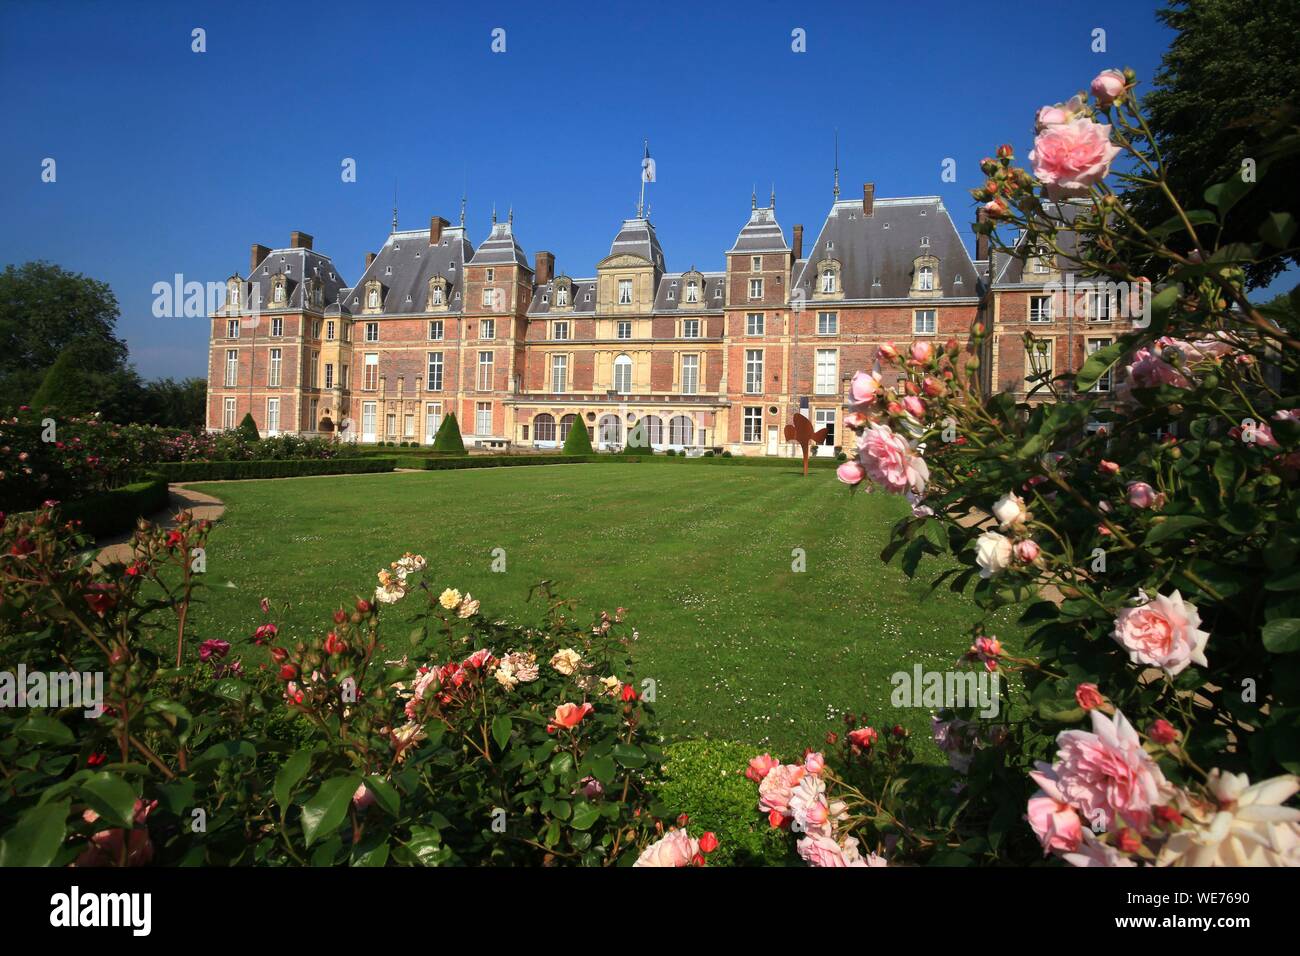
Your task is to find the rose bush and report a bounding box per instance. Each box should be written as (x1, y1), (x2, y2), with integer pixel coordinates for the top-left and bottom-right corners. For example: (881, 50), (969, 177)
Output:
(756, 69), (1300, 867)
(0, 504), (713, 866)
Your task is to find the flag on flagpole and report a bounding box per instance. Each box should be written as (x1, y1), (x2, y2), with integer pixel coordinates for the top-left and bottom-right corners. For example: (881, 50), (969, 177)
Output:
(641, 141), (655, 183)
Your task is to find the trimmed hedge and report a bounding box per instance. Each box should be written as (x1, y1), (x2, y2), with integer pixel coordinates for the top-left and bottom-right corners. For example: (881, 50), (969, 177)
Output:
(151, 458), (398, 482)
(59, 475), (170, 539)
(393, 454), (641, 471)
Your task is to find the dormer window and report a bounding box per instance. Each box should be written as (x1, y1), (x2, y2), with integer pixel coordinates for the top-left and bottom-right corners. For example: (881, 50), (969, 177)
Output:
(815, 258), (842, 298)
(821, 269), (836, 293)
(618, 279), (633, 305)
(920, 236), (930, 248)
(427, 275), (449, 309)
(227, 279), (241, 310)
(918, 266), (934, 291)
(686, 279), (699, 303)
(364, 279), (384, 312)
(271, 274), (287, 305)
(431, 286), (444, 305)
(911, 255), (941, 296)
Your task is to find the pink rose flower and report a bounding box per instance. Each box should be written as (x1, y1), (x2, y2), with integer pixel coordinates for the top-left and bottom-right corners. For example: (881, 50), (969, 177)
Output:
(858, 423), (929, 495)
(1090, 68), (1127, 106)
(876, 343), (899, 364)
(1111, 590), (1209, 676)
(745, 752), (780, 783)
(796, 833), (883, 867)
(909, 340), (933, 365)
(836, 460), (866, 486)
(1027, 769), (1084, 854)
(1014, 539), (1040, 563)
(633, 828), (699, 867)
(758, 763), (806, 817)
(1099, 460), (1119, 475)
(1126, 481), (1163, 509)
(353, 782), (377, 811)
(1075, 683), (1104, 711)
(1125, 348), (1190, 390)
(1028, 117), (1122, 198)
(803, 751), (825, 775)
(850, 370), (883, 404)
(902, 395), (926, 419)
(1037, 104), (1070, 128)
(1041, 709), (1170, 833)
(1062, 830), (1138, 868)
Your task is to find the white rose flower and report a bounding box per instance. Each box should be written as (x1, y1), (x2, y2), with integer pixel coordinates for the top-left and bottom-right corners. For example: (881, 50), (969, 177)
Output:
(992, 492), (1027, 529)
(974, 531), (1014, 578)
(1157, 772), (1300, 867)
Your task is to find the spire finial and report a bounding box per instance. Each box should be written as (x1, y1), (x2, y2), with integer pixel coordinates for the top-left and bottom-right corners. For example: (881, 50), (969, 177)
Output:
(491, 202), (497, 225)
(771, 183), (776, 210)
(508, 204), (513, 226)
(392, 179), (399, 233)
(833, 130), (840, 201)
(460, 192), (466, 227)
(751, 185), (756, 210)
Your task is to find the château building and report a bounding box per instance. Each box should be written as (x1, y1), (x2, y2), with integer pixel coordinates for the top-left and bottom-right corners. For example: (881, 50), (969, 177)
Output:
(206, 185), (1139, 454)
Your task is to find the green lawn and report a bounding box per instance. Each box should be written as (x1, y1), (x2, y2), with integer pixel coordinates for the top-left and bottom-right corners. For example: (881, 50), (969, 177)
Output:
(184, 462), (1019, 755)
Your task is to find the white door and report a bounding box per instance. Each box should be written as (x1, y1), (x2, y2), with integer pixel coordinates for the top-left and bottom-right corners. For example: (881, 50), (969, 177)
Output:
(425, 403), (442, 443)
(362, 402), (377, 443)
(766, 425), (778, 456)
(814, 409), (836, 457)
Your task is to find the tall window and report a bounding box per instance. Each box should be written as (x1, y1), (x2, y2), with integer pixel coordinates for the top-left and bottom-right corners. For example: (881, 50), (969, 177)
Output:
(914, 309), (936, 334)
(477, 351), (494, 391)
(814, 408), (836, 448)
(613, 355), (632, 394)
(308, 351), (318, 388)
(743, 406), (762, 443)
(817, 311), (838, 335)
(1029, 295), (1053, 322)
(559, 414), (579, 442)
(476, 402), (492, 436)
(366, 287), (379, 309)
(323, 363), (334, 390)
(685, 279), (699, 302)
(227, 319), (240, 338)
(751, 256), (762, 272)
(815, 349), (838, 395)
(364, 353), (379, 390)
(222, 397), (237, 430)
(551, 354), (568, 392)
(669, 415), (694, 445)
(1088, 338), (1113, 392)
(1090, 290), (1113, 321)
(918, 266), (934, 291)
(266, 398), (280, 434)
(744, 349), (764, 394)
(1027, 339), (1054, 380)
(554, 286), (568, 307)
(552, 320), (569, 341)
(618, 279), (633, 304)
(749, 278), (763, 299)
(428, 320), (443, 340)
(326, 320), (336, 340)
(426, 352), (443, 391)
(682, 318), (700, 338)
(617, 320), (632, 339)
(268, 348), (282, 387)
(365, 322), (379, 342)
(271, 317), (283, 337)
(481, 287), (496, 308)
(681, 354), (699, 395)
(821, 269), (836, 293)
(480, 319), (495, 340)
(746, 313), (764, 335)
(430, 285), (444, 305)
(225, 349), (238, 386)
(534, 414), (557, 442)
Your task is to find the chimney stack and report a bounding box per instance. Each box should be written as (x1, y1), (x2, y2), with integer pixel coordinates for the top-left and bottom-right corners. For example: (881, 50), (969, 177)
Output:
(365, 251), (376, 271)
(792, 225), (804, 261)
(535, 251), (555, 286)
(290, 231), (313, 250)
(250, 243), (270, 273)
(975, 208), (991, 264)
(862, 183), (875, 217)
(429, 216), (448, 245)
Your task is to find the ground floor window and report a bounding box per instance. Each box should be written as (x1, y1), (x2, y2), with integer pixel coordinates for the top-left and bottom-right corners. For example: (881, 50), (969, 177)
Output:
(267, 398), (280, 434)
(642, 414), (663, 445)
(362, 402), (376, 440)
(814, 408), (836, 447)
(669, 415), (694, 445)
(386, 413), (397, 438)
(425, 403), (442, 442)
(559, 413), (579, 442)
(598, 414), (622, 445)
(534, 413), (556, 442)
(404, 413), (415, 439)
(223, 397), (237, 430)
(476, 402), (492, 436)
(743, 406), (762, 443)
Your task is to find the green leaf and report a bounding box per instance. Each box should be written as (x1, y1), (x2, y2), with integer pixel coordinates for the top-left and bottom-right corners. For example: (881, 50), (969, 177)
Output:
(364, 775), (401, 817)
(1204, 175), (1252, 218)
(78, 772), (138, 828)
(1145, 515), (1208, 545)
(191, 739), (256, 767)
(1073, 340), (1124, 392)
(273, 749), (314, 811)
(491, 715), (512, 751)
(1262, 619), (1300, 654)
(611, 743), (646, 769)
(15, 715), (74, 746)
(300, 774), (361, 848)
(1260, 212), (1296, 249)
(570, 802), (601, 831)
(0, 799), (70, 867)
(405, 825), (447, 866)
(350, 834), (390, 867)
(586, 754), (617, 785)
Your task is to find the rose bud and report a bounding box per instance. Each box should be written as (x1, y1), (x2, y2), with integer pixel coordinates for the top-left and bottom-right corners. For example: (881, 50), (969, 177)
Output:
(1074, 683), (1104, 711)
(333, 608), (348, 624)
(1014, 539), (1040, 563)
(698, 832), (719, 854)
(355, 599), (372, 613)
(1148, 719), (1179, 745)
(278, 664), (298, 681)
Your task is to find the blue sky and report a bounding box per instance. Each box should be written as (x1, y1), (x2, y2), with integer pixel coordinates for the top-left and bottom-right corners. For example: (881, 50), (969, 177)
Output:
(2, 0), (1278, 380)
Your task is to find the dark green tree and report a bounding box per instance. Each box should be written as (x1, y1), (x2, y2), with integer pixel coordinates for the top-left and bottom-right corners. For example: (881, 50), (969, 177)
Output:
(28, 346), (100, 416)
(0, 262), (128, 411)
(1126, 0), (1300, 288)
(432, 412), (467, 454)
(237, 412), (260, 441)
(562, 416), (594, 454)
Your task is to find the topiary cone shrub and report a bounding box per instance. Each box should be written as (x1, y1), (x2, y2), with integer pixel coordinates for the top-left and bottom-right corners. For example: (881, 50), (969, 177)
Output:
(562, 417), (594, 455)
(431, 412), (467, 455)
(236, 412), (260, 442)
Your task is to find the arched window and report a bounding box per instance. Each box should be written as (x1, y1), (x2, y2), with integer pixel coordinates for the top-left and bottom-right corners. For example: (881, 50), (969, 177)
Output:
(613, 355), (632, 395)
(559, 413), (579, 442)
(642, 415), (664, 446)
(598, 414), (622, 445)
(821, 269), (835, 293)
(533, 413), (556, 442)
(669, 415), (694, 446)
(918, 266), (934, 291)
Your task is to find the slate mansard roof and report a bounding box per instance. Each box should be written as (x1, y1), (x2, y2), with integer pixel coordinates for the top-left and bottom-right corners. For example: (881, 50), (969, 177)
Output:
(469, 220), (529, 267)
(608, 218), (666, 272)
(341, 225), (475, 316)
(727, 205), (789, 254)
(243, 248), (349, 312)
(794, 197), (981, 302)
(992, 201), (1086, 286)
(527, 278), (599, 316)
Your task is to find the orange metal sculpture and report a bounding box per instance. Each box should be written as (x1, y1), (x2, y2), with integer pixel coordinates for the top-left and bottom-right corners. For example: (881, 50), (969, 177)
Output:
(784, 412), (827, 476)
